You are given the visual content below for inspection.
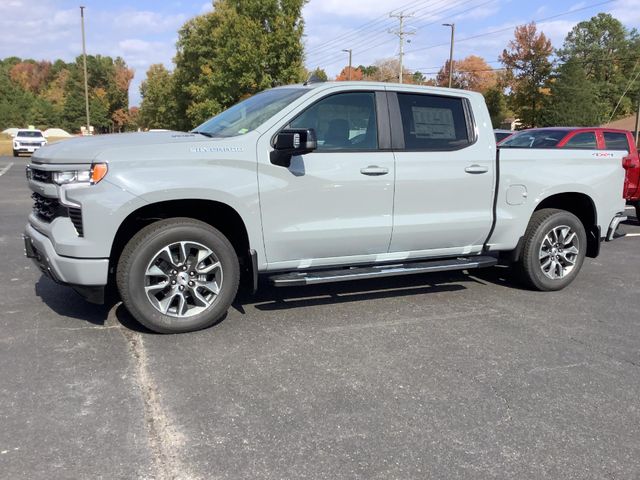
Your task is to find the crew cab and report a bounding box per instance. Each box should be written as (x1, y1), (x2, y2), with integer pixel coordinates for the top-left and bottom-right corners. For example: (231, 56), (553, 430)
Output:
(499, 127), (640, 218)
(23, 82), (627, 333)
(13, 129), (47, 157)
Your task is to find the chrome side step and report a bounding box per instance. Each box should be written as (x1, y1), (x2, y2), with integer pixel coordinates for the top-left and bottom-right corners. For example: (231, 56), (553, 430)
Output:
(269, 256), (498, 287)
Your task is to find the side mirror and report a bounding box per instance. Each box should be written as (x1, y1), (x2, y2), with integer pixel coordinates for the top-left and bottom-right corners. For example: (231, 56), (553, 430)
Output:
(270, 129), (317, 168)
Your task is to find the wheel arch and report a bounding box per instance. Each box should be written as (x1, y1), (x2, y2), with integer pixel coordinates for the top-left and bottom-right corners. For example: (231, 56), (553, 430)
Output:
(534, 192), (599, 258)
(109, 199), (252, 276)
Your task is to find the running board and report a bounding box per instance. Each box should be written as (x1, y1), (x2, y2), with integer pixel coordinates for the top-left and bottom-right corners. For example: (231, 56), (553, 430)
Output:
(269, 256), (498, 287)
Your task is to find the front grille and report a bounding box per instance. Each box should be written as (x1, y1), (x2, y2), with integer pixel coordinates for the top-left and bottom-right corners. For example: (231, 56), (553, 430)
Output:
(31, 193), (84, 236)
(21, 142), (43, 147)
(68, 207), (84, 236)
(32, 192), (65, 222)
(31, 169), (53, 183)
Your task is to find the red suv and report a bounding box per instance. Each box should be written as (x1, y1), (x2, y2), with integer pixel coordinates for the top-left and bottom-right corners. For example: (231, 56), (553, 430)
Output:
(499, 127), (640, 219)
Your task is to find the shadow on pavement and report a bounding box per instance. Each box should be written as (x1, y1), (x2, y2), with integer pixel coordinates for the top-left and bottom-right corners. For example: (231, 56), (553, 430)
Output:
(34, 276), (114, 326)
(34, 267), (518, 330)
(235, 270), (484, 313)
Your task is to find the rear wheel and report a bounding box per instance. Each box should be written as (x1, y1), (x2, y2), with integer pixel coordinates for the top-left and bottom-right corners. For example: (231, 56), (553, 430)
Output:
(117, 218), (240, 333)
(517, 208), (587, 291)
(634, 201), (640, 225)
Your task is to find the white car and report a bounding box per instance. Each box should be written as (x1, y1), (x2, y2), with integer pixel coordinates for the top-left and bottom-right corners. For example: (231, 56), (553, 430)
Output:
(13, 129), (47, 157)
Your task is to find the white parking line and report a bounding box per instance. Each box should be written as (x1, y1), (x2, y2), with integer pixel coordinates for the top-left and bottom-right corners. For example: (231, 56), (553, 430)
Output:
(0, 162), (14, 177)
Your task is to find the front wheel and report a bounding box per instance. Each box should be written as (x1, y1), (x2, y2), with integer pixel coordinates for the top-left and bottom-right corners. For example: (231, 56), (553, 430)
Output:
(12, 150), (18, 157)
(516, 208), (587, 291)
(117, 218), (240, 333)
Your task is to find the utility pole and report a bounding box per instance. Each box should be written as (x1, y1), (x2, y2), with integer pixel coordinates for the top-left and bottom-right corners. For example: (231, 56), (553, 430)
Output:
(390, 11), (414, 84)
(80, 6), (90, 134)
(342, 49), (353, 80)
(443, 23), (455, 88)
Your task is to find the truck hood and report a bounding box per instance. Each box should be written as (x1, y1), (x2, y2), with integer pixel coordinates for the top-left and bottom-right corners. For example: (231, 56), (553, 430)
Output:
(31, 131), (221, 164)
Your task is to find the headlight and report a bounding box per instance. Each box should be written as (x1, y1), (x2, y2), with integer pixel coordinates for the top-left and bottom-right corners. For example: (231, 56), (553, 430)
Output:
(52, 163), (108, 185)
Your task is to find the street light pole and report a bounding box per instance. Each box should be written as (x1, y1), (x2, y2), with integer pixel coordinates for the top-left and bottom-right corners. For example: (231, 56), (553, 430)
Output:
(342, 49), (353, 80)
(80, 6), (90, 134)
(443, 23), (455, 88)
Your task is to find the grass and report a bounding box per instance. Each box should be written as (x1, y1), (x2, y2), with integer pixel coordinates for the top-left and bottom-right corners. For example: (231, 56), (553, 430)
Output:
(0, 133), (72, 157)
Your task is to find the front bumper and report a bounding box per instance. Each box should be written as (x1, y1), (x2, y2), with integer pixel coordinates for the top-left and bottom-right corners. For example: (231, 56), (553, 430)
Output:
(23, 224), (108, 303)
(15, 145), (44, 153)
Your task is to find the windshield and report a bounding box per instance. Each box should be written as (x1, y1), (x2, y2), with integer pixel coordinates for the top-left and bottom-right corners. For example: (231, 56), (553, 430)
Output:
(193, 88), (308, 138)
(17, 131), (43, 138)
(500, 129), (569, 148)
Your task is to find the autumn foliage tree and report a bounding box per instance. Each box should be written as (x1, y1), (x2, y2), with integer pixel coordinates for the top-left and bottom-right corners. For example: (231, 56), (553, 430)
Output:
(336, 66), (363, 81)
(500, 23), (553, 128)
(436, 55), (496, 92)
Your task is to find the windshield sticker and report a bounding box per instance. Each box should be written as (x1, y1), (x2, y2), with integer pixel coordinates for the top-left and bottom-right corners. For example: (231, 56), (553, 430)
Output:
(190, 146), (244, 153)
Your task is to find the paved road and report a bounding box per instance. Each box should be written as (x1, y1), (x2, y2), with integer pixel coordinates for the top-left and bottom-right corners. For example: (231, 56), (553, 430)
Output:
(1, 155), (639, 479)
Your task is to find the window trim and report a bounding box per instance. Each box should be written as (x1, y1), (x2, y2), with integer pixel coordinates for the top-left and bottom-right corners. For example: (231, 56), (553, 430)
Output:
(387, 91), (477, 152)
(271, 89), (388, 153)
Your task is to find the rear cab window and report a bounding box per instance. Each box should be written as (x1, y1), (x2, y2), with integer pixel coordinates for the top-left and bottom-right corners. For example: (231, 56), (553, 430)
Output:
(562, 132), (597, 149)
(396, 93), (472, 151)
(603, 132), (630, 152)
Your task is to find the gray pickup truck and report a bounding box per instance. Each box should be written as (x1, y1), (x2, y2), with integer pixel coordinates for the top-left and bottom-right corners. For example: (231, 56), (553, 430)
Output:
(24, 82), (627, 333)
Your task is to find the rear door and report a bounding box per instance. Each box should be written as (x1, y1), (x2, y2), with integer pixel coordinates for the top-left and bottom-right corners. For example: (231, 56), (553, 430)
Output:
(388, 90), (495, 255)
(603, 131), (639, 199)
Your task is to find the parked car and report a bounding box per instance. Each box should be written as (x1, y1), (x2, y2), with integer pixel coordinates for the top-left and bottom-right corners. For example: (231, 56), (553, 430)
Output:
(13, 129), (47, 157)
(499, 127), (639, 220)
(23, 82), (627, 333)
(494, 129), (513, 143)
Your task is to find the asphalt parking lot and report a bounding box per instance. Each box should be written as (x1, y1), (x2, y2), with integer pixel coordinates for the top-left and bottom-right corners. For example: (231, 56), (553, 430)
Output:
(1, 155), (639, 480)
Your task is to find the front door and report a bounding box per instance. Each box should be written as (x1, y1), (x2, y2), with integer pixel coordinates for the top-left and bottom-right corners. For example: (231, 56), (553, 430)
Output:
(257, 90), (395, 267)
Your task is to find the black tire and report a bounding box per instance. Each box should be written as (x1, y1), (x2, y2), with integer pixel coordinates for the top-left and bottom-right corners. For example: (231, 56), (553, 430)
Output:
(117, 218), (240, 333)
(12, 150), (18, 157)
(634, 201), (640, 225)
(516, 208), (587, 291)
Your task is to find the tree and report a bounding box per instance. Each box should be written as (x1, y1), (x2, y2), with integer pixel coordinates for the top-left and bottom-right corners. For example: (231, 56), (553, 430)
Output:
(173, 0), (306, 129)
(558, 13), (640, 120)
(436, 55), (497, 92)
(361, 58), (411, 82)
(307, 67), (328, 82)
(411, 71), (426, 84)
(484, 87), (509, 128)
(500, 23), (553, 128)
(358, 64), (379, 77)
(540, 59), (603, 127)
(139, 64), (177, 129)
(336, 66), (363, 81)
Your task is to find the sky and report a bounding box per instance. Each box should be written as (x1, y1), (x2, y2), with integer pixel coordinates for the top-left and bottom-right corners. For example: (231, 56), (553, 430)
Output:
(1, 0), (639, 106)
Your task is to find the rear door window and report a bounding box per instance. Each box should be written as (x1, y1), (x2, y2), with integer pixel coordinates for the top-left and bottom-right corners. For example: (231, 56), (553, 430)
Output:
(563, 132), (597, 149)
(396, 93), (471, 151)
(603, 132), (630, 151)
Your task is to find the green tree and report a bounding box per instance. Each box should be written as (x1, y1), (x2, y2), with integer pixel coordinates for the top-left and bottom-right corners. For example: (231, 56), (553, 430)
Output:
(540, 59), (603, 127)
(307, 67), (328, 82)
(139, 64), (177, 129)
(500, 23), (554, 128)
(484, 87), (509, 128)
(173, 0), (307, 129)
(558, 13), (640, 120)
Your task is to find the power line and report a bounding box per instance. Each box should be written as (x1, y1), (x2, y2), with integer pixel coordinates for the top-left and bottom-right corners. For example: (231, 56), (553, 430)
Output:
(390, 11), (415, 83)
(404, 0), (616, 55)
(305, 0), (433, 57)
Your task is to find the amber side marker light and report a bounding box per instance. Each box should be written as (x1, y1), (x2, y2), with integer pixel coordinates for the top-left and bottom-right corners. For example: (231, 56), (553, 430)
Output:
(91, 163), (108, 184)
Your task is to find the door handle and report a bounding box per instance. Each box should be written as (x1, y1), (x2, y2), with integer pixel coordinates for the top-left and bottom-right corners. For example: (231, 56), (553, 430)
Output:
(360, 165), (389, 176)
(464, 164), (489, 174)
